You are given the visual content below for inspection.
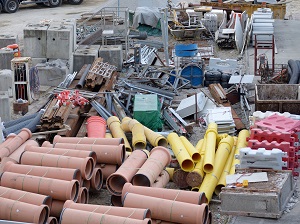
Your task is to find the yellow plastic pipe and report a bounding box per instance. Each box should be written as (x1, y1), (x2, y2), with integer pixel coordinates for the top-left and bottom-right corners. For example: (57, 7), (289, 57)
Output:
(215, 136), (237, 195)
(105, 133), (113, 138)
(144, 126), (168, 147)
(195, 139), (204, 153)
(121, 117), (168, 148)
(165, 167), (174, 181)
(229, 129), (250, 174)
(179, 136), (201, 163)
(186, 138), (206, 187)
(203, 122), (218, 173)
(121, 117), (147, 149)
(107, 116), (132, 152)
(167, 133), (194, 172)
(216, 133), (228, 146)
(199, 135), (234, 202)
(131, 123), (147, 149)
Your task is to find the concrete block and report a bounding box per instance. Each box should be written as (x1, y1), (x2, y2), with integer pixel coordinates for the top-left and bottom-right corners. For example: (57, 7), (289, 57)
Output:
(46, 23), (74, 60)
(176, 92), (208, 118)
(52, 19), (77, 52)
(220, 170), (295, 219)
(0, 91), (11, 122)
(0, 69), (13, 97)
(99, 45), (123, 71)
(0, 34), (18, 48)
(36, 59), (69, 87)
(0, 48), (14, 70)
(31, 58), (47, 67)
(23, 23), (49, 58)
(73, 45), (100, 72)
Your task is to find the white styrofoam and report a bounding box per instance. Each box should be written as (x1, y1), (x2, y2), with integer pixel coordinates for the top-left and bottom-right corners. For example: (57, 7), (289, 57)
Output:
(176, 92), (208, 118)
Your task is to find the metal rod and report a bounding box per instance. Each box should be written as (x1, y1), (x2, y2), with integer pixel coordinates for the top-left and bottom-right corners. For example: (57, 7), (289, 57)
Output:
(76, 64), (92, 89)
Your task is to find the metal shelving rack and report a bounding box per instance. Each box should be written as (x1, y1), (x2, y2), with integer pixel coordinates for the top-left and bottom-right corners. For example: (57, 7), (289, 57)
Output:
(11, 57), (33, 104)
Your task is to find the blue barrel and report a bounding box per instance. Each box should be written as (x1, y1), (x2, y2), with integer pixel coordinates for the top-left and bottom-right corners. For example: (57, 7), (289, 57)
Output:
(168, 70), (176, 84)
(180, 63), (203, 88)
(175, 44), (198, 57)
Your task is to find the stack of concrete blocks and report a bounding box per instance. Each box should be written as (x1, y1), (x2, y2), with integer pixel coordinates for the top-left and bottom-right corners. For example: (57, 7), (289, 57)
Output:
(23, 23), (49, 66)
(47, 19), (76, 73)
(99, 45), (123, 71)
(73, 45), (100, 72)
(0, 48), (14, 69)
(23, 19), (76, 87)
(0, 70), (13, 97)
(252, 8), (274, 46)
(0, 91), (11, 122)
(0, 34), (18, 48)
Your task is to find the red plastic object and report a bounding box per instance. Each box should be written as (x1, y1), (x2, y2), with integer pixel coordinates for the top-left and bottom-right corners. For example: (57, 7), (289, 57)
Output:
(7, 44), (21, 57)
(255, 114), (300, 133)
(248, 139), (295, 154)
(249, 128), (295, 146)
(87, 116), (107, 138)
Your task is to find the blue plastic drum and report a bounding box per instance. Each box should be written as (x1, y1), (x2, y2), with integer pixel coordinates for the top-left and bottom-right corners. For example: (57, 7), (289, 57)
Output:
(180, 63), (203, 88)
(175, 44), (198, 57)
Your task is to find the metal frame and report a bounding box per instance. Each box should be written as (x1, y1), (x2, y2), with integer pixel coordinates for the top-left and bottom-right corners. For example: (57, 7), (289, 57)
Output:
(77, 7), (130, 59)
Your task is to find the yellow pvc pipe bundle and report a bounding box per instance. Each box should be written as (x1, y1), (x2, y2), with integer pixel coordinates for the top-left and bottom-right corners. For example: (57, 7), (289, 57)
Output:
(203, 122), (218, 173)
(199, 135), (234, 202)
(186, 138), (206, 187)
(107, 116), (132, 151)
(167, 133), (194, 172)
(121, 117), (168, 148)
(229, 129), (250, 174)
(215, 136), (237, 195)
(180, 136), (201, 163)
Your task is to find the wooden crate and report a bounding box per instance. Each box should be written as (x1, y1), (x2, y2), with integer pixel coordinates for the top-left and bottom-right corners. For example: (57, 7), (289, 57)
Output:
(220, 169), (295, 219)
(255, 84), (300, 114)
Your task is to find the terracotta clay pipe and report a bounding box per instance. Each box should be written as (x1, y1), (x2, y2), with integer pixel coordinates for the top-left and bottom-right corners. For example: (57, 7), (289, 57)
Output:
(53, 135), (124, 145)
(47, 216), (58, 224)
(64, 200), (151, 220)
(0, 128), (32, 162)
(97, 164), (118, 180)
(152, 169), (170, 188)
(110, 195), (123, 207)
(123, 192), (209, 224)
(0, 197), (49, 224)
(0, 171), (79, 201)
(20, 151), (94, 180)
(8, 139), (39, 162)
(77, 187), (89, 204)
(0, 133), (17, 148)
(3, 161), (82, 183)
(24, 145), (97, 166)
(59, 208), (152, 224)
(90, 167), (103, 191)
(122, 183), (208, 205)
(132, 146), (171, 187)
(50, 199), (65, 218)
(0, 185), (52, 209)
(64, 200), (150, 220)
(48, 143), (125, 166)
(106, 149), (148, 196)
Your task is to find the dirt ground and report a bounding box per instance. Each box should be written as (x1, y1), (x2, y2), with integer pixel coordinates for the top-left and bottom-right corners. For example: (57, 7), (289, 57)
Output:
(1, 1), (300, 224)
